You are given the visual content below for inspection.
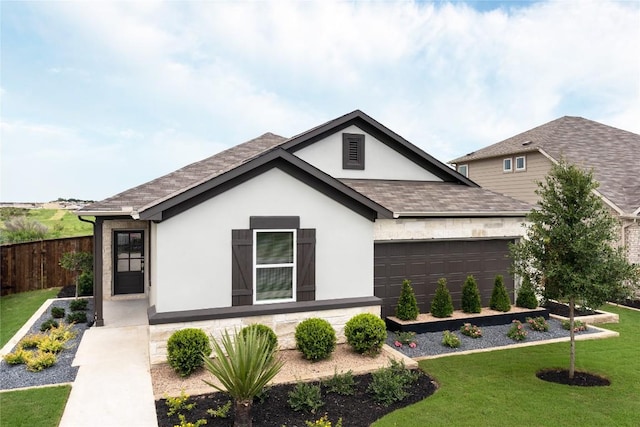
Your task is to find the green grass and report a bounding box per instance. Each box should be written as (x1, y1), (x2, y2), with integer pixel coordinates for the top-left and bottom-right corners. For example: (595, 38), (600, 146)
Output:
(27, 209), (93, 238)
(0, 288), (60, 347)
(0, 385), (71, 427)
(375, 304), (640, 427)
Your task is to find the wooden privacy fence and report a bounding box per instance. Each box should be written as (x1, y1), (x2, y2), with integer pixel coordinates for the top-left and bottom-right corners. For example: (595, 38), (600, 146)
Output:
(0, 236), (93, 296)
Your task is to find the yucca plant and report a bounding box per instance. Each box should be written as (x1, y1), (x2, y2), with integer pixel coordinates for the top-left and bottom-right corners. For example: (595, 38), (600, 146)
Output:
(202, 328), (284, 427)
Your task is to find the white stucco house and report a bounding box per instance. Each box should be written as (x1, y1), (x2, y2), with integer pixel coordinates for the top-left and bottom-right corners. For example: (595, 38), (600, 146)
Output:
(77, 110), (531, 363)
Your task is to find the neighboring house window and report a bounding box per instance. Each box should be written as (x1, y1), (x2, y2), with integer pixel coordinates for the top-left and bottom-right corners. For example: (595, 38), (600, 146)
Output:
(253, 229), (296, 303)
(503, 158), (513, 172)
(457, 164), (468, 177)
(515, 155), (526, 171)
(343, 133), (365, 170)
(232, 218), (316, 306)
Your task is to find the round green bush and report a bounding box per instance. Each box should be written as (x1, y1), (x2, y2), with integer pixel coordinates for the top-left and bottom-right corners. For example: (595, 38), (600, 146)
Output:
(490, 275), (512, 312)
(516, 279), (538, 309)
(294, 318), (336, 361)
(344, 313), (387, 356)
(240, 324), (278, 353)
(461, 275), (482, 314)
(40, 318), (59, 332)
(66, 311), (88, 324)
(395, 279), (419, 321)
(51, 306), (66, 319)
(167, 328), (212, 377)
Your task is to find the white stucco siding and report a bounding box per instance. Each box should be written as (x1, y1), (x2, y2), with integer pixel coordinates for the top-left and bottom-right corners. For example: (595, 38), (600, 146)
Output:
(153, 168), (374, 313)
(374, 217), (528, 241)
(295, 125), (442, 181)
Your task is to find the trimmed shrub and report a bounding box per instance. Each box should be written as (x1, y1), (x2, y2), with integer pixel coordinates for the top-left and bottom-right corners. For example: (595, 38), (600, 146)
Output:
(240, 324), (278, 353)
(51, 306), (66, 319)
(430, 278), (454, 318)
(344, 313), (386, 356)
(66, 311), (88, 324)
(489, 275), (511, 312)
(167, 328), (212, 377)
(295, 318), (336, 361)
(78, 271), (94, 296)
(40, 319), (59, 332)
(461, 275), (482, 313)
(516, 278), (538, 309)
(395, 279), (419, 320)
(69, 299), (88, 311)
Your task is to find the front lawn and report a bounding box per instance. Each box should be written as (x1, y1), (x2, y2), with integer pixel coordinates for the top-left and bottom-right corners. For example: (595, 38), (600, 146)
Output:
(0, 288), (60, 348)
(0, 385), (71, 427)
(375, 304), (639, 426)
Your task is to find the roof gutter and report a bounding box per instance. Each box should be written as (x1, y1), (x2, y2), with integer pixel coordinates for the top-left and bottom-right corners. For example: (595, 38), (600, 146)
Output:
(392, 211), (530, 218)
(73, 207), (140, 219)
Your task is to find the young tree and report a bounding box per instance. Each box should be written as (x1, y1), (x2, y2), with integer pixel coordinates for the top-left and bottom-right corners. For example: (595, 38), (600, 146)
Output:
(511, 161), (639, 378)
(59, 251), (93, 297)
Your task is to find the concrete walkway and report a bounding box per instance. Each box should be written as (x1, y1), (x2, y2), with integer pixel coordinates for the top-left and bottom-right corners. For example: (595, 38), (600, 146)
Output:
(59, 299), (158, 427)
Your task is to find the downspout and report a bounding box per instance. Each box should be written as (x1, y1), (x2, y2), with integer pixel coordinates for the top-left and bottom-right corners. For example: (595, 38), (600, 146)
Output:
(78, 216), (104, 327)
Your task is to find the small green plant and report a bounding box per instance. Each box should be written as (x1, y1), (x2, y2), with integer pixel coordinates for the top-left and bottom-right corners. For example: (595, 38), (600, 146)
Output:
(40, 318), (59, 332)
(507, 320), (527, 341)
(78, 271), (94, 296)
(175, 414), (207, 427)
(167, 328), (212, 377)
(562, 319), (588, 332)
(25, 350), (57, 372)
(323, 369), (356, 396)
(37, 336), (66, 354)
(489, 275), (511, 312)
(344, 313), (386, 356)
(431, 278), (454, 318)
(393, 331), (417, 348)
(47, 322), (76, 343)
(295, 318), (336, 361)
(240, 324), (278, 353)
(516, 278), (538, 309)
(66, 311), (88, 324)
(51, 306), (66, 319)
(367, 359), (420, 406)
(461, 275), (482, 313)
(288, 382), (324, 413)
(395, 279), (419, 320)
(18, 333), (46, 349)
(526, 316), (549, 332)
(3, 348), (30, 365)
(305, 414), (343, 427)
(69, 299), (89, 311)
(165, 389), (196, 417)
(441, 330), (461, 348)
(206, 401), (232, 418)
(460, 323), (483, 338)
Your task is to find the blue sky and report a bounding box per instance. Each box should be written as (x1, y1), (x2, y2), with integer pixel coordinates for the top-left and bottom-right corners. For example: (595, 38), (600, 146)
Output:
(1, 0), (639, 202)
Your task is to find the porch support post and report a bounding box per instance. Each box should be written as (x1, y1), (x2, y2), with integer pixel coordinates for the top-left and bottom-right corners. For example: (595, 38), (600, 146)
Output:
(94, 217), (104, 327)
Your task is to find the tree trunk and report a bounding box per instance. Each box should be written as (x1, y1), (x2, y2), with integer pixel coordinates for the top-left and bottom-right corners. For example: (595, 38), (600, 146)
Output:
(569, 297), (576, 379)
(234, 399), (252, 427)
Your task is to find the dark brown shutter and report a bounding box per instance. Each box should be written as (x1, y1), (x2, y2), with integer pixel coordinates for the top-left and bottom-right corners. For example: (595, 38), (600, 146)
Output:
(231, 229), (253, 306)
(296, 229), (316, 301)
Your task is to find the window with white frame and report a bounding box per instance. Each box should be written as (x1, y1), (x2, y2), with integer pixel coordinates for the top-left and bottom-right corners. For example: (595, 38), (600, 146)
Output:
(503, 158), (513, 172)
(515, 155), (526, 171)
(457, 164), (468, 177)
(253, 230), (296, 303)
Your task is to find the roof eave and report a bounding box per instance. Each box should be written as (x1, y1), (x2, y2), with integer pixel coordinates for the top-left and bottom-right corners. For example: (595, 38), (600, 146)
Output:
(392, 211), (530, 218)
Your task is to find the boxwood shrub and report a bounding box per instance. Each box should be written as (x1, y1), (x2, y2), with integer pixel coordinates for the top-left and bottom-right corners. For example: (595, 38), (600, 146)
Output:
(344, 313), (387, 356)
(240, 324), (278, 353)
(167, 328), (212, 377)
(294, 318), (336, 361)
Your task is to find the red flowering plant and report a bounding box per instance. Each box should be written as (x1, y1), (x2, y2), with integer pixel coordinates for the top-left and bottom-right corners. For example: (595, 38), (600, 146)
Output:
(459, 323), (483, 338)
(393, 331), (417, 348)
(526, 316), (549, 332)
(561, 319), (587, 332)
(507, 320), (527, 341)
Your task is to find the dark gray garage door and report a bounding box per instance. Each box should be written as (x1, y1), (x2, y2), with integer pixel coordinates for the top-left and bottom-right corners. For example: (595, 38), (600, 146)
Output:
(374, 239), (515, 318)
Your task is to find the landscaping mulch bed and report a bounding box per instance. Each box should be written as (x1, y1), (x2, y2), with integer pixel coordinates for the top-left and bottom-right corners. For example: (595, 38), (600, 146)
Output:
(619, 298), (640, 310)
(156, 371), (437, 427)
(543, 301), (599, 317)
(537, 369), (610, 387)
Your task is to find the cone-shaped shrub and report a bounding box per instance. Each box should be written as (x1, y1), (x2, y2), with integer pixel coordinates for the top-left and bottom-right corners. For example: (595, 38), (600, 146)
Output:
(430, 278), (454, 318)
(395, 279), (419, 320)
(489, 274), (511, 312)
(516, 277), (538, 309)
(461, 275), (482, 313)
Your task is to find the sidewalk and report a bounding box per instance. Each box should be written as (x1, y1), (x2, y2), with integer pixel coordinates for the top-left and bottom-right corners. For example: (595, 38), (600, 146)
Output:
(59, 299), (157, 427)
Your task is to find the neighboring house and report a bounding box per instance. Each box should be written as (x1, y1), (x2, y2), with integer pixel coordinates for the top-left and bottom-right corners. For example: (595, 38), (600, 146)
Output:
(77, 110), (530, 363)
(450, 116), (640, 267)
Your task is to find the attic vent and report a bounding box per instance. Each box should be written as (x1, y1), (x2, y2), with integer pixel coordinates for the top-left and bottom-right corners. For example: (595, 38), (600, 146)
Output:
(522, 140), (532, 146)
(342, 133), (365, 170)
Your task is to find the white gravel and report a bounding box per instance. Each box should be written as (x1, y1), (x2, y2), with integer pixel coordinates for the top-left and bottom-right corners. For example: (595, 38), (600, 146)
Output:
(0, 298), (93, 390)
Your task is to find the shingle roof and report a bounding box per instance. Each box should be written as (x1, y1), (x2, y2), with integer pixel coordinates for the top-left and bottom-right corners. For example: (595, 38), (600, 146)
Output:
(80, 132), (287, 213)
(341, 179), (532, 215)
(450, 116), (640, 215)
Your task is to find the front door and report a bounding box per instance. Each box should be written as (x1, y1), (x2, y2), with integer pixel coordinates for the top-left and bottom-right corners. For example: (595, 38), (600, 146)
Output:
(114, 231), (144, 295)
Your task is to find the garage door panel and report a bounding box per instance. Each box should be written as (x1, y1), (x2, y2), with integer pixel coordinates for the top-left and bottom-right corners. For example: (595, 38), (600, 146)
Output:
(375, 239), (515, 318)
